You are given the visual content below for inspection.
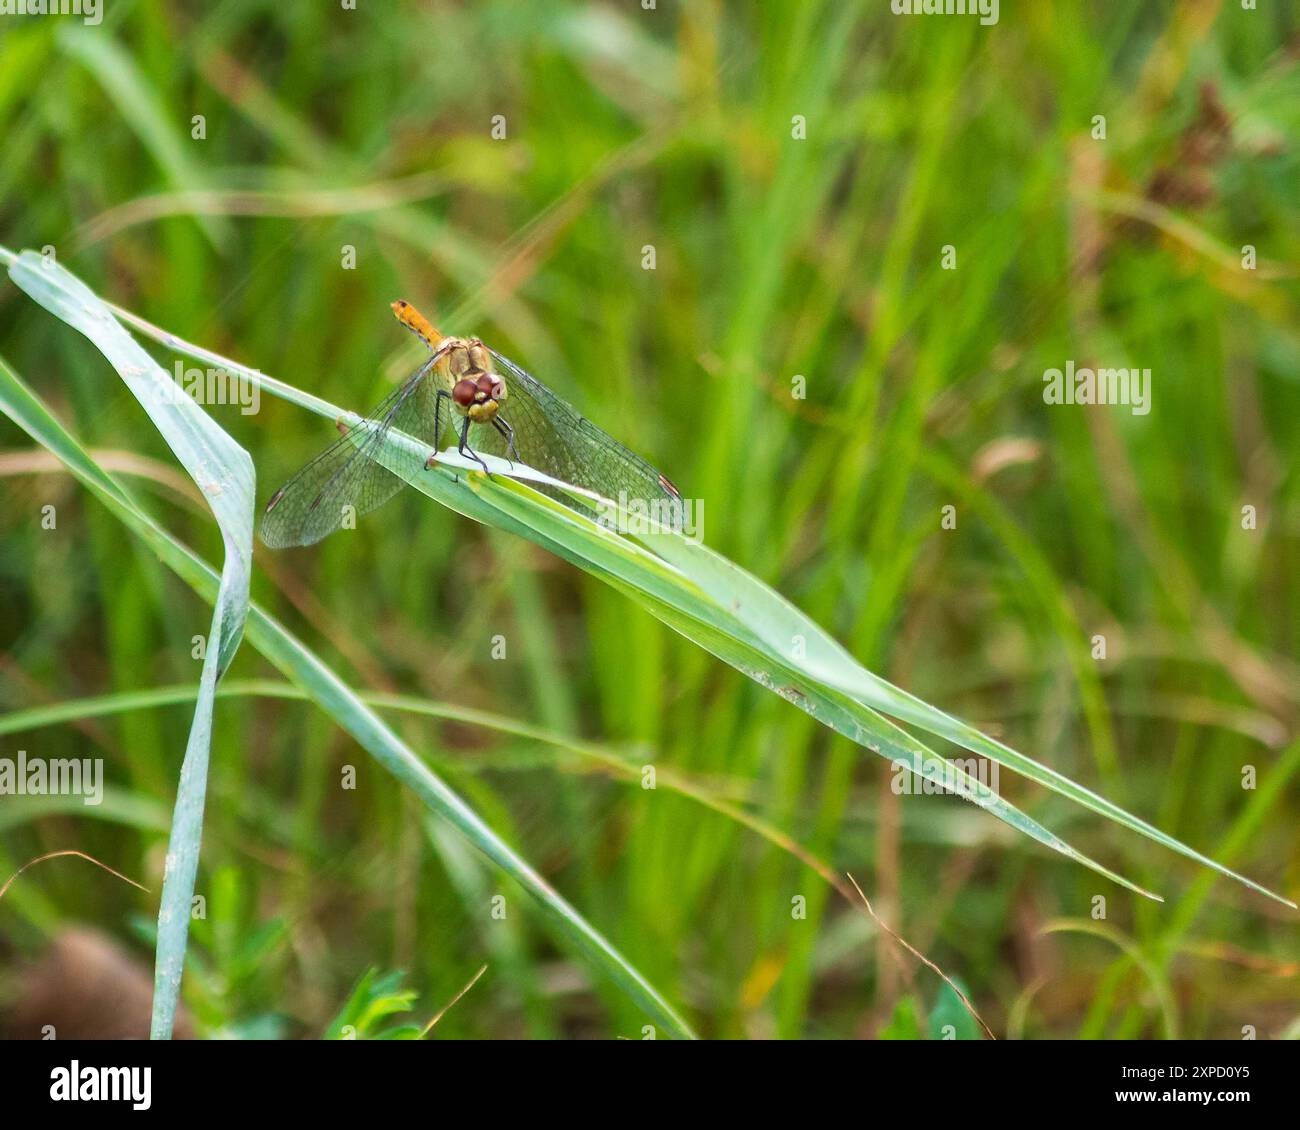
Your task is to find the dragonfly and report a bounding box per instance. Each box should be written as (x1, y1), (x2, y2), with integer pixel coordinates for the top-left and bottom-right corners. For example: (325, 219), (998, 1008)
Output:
(260, 300), (682, 548)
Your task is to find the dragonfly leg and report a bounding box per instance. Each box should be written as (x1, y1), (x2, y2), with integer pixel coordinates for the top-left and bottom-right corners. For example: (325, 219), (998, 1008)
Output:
(459, 415), (493, 478)
(492, 417), (519, 466)
(425, 389), (455, 470)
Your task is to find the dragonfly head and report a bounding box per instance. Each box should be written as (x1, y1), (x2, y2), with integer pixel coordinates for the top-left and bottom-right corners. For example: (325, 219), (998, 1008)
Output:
(452, 367), (507, 422)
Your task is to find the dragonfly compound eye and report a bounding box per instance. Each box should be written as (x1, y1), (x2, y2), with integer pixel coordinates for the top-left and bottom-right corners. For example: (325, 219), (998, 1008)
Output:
(452, 379), (478, 408)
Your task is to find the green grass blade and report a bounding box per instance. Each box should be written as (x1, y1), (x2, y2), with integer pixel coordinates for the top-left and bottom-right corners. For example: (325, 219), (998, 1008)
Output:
(375, 433), (1263, 904)
(7, 251), (256, 1037)
(639, 530), (1296, 908)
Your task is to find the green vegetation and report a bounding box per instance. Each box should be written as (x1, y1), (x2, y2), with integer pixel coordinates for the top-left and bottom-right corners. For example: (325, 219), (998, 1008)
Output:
(0, 1), (1296, 1039)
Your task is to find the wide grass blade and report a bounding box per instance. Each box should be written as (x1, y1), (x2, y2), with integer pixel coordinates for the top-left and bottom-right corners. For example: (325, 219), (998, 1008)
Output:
(382, 432), (1293, 907)
(638, 528), (1296, 907)
(7, 251), (254, 1038)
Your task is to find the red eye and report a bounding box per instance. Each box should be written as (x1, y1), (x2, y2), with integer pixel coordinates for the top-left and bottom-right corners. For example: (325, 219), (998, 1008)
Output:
(452, 379), (477, 407)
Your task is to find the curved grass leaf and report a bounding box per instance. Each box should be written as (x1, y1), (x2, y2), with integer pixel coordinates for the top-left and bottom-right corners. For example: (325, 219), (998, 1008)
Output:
(638, 525), (1295, 907)
(386, 435), (1294, 905)
(6, 251), (254, 1038)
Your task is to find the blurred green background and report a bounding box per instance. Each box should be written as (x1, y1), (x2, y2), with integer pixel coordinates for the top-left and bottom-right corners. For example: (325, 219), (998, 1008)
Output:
(1, 0), (1298, 1039)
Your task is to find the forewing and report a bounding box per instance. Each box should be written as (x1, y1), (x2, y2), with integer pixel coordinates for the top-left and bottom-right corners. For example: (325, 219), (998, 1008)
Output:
(260, 361), (445, 548)
(482, 349), (681, 513)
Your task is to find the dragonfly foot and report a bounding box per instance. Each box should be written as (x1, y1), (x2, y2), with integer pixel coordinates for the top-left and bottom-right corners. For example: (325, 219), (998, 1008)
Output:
(458, 444), (493, 478)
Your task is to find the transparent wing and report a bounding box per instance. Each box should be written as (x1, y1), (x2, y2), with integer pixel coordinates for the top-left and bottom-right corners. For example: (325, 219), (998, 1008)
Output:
(477, 349), (681, 515)
(259, 360), (447, 548)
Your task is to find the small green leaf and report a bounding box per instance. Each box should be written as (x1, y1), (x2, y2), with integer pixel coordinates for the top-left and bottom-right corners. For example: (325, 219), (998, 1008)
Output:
(879, 996), (925, 1040)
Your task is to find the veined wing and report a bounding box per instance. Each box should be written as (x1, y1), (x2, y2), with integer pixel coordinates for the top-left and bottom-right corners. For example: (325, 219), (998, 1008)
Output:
(259, 359), (445, 548)
(478, 349), (681, 514)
